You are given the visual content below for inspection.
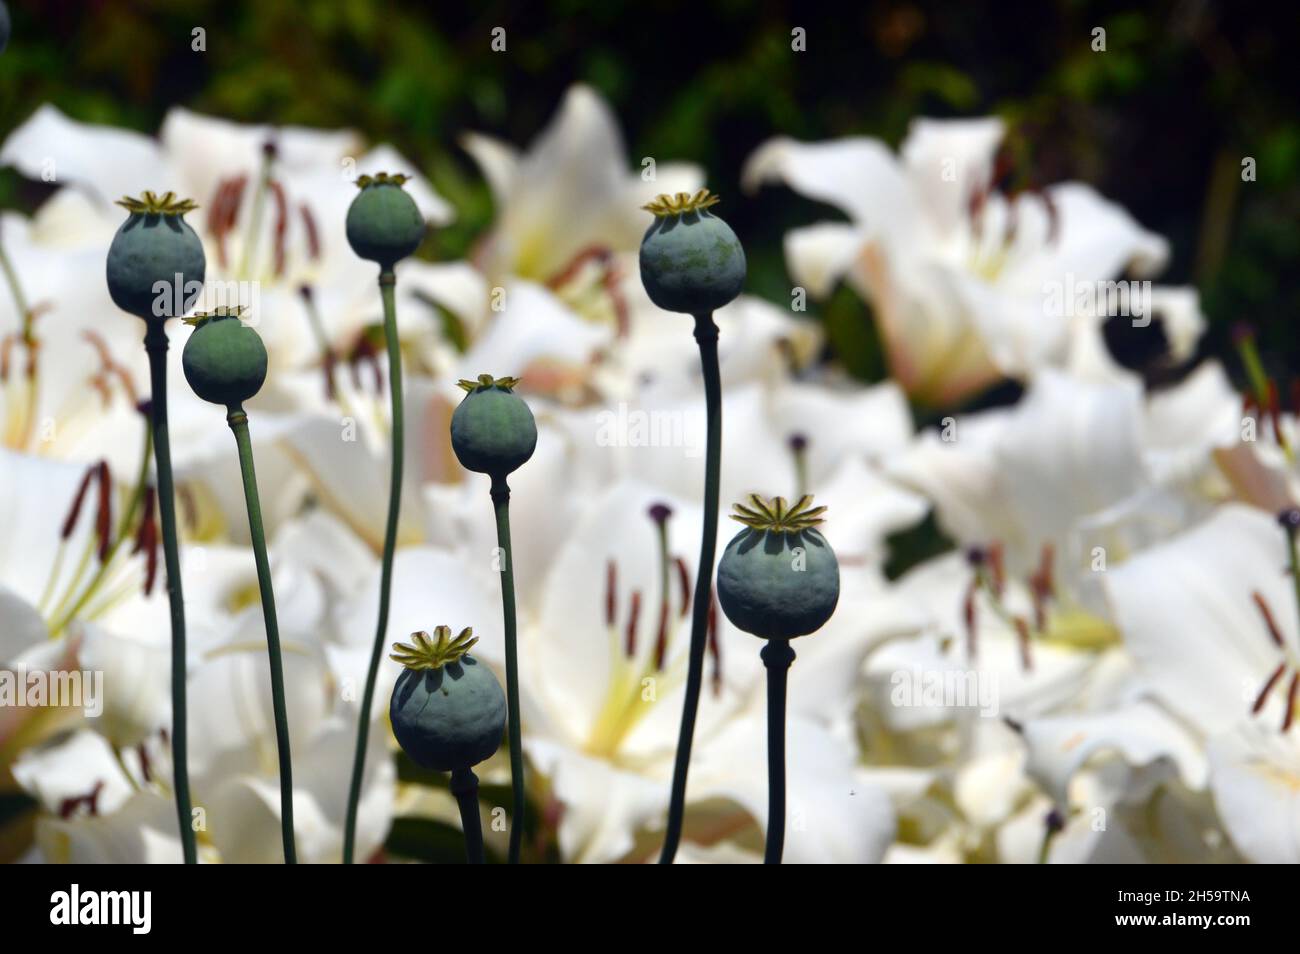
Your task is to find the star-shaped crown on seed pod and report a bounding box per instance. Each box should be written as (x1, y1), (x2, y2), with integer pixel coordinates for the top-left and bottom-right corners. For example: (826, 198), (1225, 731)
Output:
(182, 305), (247, 329)
(115, 191), (199, 215)
(390, 626), (478, 671)
(354, 171), (410, 189)
(730, 493), (827, 533)
(642, 188), (721, 217)
(457, 373), (520, 393)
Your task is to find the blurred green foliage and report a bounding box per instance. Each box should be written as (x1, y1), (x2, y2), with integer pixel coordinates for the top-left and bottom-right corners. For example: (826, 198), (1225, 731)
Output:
(0, 0), (1296, 381)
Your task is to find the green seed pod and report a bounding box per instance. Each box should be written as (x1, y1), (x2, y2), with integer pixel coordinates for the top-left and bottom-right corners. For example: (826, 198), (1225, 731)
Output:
(717, 494), (840, 640)
(388, 627), (506, 772)
(106, 192), (206, 322)
(639, 189), (746, 315)
(181, 308), (267, 407)
(451, 374), (537, 478)
(345, 172), (425, 269)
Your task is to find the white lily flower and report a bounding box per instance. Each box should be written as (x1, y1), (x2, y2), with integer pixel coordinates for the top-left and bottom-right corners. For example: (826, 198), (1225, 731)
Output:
(743, 119), (1168, 403)
(0, 104), (464, 474)
(1102, 503), (1300, 861)
(889, 367), (1237, 601)
(14, 731), (193, 864)
(462, 84), (700, 287)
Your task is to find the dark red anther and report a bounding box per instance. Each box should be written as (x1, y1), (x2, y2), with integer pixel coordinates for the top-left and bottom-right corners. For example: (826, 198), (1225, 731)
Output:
(1014, 616), (1033, 673)
(58, 780), (105, 819)
(61, 463), (97, 540)
(299, 203), (321, 261)
(604, 260), (630, 339)
(1284, 672), (1299, 732)
(133, 485), (159, 597)
(653, 596), (670, 672)
(788, 432), (808, 453)
(1028, 542), (1055, 631)
(89, 374), (112, 408)
(604, 559), (617, 627)
(967, 185), (986, 239)
(1039, 189), (1060, 246)
(93, 461), (112, 562)
(1253, 661), (1286, 715)
(625, 590), (641, 658)
(989, 145), (1013, 194)
(269, 180), (288, 277)
(674, 556), (691, 618)
(546, 246), (629, 337)
(1252, 591), (1286, 649)
(707, 589), (722, 697)
(348, 353), (363, 391)
(208, 175), (248, 268)
(206, 179), (229, 265)
(349, 335), (384, 395)
(546, 245), (611, 291)
(1230, 321), (1256, 347)
(137, 744), (153, 784)
(83, 329), (138, 405)
(962, 577), (978, 658)
(1266, 380), (1285, 446)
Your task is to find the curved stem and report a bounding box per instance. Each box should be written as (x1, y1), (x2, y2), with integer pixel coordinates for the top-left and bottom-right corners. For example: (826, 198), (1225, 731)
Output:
(491, 474), (525, 864)
(760, 639), (795, 865)
(450, 766), (485, 864)
(144, 323), (196, 865)
(228, 405), (297, 864)
(344, 269), (404, 864)
(659, 312), (721, 864)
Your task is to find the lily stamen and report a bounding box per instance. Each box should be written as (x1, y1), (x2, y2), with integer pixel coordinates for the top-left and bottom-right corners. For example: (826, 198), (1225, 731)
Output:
(605, 558), (618, 628)
(625, 590), (642, 659)
(545, 244), (630, 337)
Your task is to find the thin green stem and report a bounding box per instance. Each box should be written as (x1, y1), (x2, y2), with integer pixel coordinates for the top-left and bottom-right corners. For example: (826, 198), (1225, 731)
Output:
(491, 474), (525, 864)
(760, 639), (795, 865)
(451, 766), (485, 864)
(343, 269), (404, 864)
(144, 323), (196, 865)
(229, 405), (297, 864)
(658, 311), (721, 864)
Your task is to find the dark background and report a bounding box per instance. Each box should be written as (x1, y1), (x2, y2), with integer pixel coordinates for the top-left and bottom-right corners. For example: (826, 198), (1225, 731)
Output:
(1, 0), (1296, 384)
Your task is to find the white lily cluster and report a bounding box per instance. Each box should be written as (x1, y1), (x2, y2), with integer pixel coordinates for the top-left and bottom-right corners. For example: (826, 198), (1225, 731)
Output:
(0, 84), (1290, 863)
